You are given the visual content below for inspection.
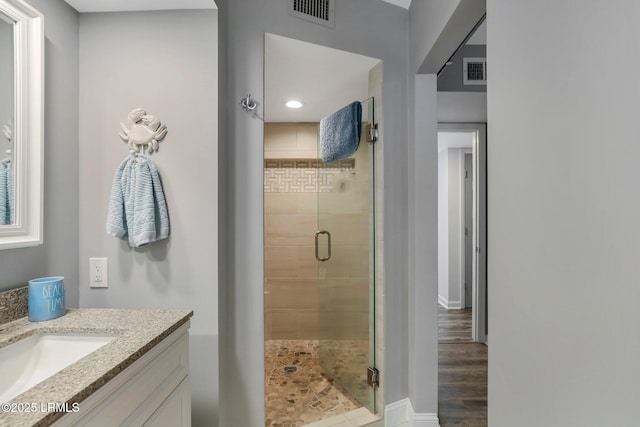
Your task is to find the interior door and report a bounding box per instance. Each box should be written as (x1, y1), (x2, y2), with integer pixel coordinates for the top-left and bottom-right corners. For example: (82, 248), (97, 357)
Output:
(464, 153), (473, 308)
(316, 98), (376, 411)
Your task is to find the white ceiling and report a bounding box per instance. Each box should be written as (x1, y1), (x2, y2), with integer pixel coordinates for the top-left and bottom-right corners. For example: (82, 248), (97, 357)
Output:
(466, 21), (486, 45)
(63, 0), (216, 13)
(265, 34), (380, 122)
(381, 0), (412, 9)
(65, 0), (406, 13)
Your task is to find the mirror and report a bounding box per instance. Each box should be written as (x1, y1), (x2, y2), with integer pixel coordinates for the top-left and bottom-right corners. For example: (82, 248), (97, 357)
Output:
(0, 0), (43, 249)
(0, 13), (14, 226)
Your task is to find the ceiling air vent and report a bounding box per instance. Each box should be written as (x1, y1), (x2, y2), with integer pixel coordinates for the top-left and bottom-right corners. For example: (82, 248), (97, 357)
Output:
(287, 0), (335, 28)
(463, 57), (487, 85)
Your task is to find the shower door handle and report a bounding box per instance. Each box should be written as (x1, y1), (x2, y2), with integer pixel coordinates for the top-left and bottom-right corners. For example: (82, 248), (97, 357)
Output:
(315, 230), (331, 262)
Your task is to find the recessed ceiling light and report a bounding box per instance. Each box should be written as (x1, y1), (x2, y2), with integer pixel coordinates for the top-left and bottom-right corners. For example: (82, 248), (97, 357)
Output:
(285, 100), (303, 109)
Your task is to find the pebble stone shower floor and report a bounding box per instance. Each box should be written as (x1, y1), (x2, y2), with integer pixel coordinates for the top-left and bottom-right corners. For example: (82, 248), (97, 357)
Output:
(265, 340), (362, 427)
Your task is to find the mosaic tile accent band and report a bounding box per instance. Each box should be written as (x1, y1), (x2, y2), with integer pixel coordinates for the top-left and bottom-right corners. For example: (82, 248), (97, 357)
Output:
(264, 158), (355, 193)
(265, 159), (355, 169)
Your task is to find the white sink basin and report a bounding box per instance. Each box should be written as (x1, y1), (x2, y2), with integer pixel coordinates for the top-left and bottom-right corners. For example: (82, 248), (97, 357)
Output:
(0, 333), (116, 403)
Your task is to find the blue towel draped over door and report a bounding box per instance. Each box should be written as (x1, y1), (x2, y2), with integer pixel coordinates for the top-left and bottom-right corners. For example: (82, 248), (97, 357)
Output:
(106, 155), (169, 248)
(320, 101), (362, 163)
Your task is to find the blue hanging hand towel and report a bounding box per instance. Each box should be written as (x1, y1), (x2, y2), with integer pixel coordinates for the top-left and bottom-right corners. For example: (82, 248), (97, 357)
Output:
(106, 155), (169, 248)
(0, 159), (13, 225)
(320, 101), (362, 163)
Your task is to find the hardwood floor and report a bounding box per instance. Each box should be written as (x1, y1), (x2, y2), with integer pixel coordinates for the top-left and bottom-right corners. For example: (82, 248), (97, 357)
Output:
(438, 306), (474, 343)
(438, 305), (487, 427)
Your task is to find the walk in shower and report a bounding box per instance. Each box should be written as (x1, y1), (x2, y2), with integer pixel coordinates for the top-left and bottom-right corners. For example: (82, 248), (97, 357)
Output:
(264, 33), (380, 427)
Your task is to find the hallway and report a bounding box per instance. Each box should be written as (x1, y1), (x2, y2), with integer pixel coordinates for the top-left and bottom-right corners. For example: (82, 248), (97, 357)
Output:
(438, 306), (487, 427)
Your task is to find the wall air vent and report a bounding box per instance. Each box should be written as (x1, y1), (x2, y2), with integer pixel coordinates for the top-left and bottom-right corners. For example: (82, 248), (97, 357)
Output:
(463, 57), (487, 85)
(287, 0), (335, 28)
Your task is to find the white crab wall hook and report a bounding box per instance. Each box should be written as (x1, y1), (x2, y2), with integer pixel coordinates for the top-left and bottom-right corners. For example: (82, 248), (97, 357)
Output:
(119, 108), (168, 155)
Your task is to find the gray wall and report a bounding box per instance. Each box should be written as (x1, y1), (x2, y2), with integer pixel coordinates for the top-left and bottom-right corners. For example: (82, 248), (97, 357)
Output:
(438, 44), (487, 92)
(488, 0), (640, 425)
(408, 73), (439, 414)
(437, 145), (471, 309)
(408, 0), (486, 415)
(408, 1), (460, 416)
(218, 1), (409, 425)
(409, 0), (460, 74)
(437, 149), (449, 305)
(77, 10), (218, 425)
(437, 92), (487, 123)
(0, 0), (79, 307)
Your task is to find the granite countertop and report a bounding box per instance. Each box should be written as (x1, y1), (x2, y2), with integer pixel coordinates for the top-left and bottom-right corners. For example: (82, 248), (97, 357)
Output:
(0, 308), (193, 427)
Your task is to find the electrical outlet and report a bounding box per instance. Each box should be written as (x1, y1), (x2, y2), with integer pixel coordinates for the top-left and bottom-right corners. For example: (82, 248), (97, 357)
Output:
(90, 258), (108, 288)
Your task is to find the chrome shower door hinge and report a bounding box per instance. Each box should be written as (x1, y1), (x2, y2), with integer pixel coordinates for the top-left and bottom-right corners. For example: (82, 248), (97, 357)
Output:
(367, 123), (378, 143)
(367, 366), (380, 388)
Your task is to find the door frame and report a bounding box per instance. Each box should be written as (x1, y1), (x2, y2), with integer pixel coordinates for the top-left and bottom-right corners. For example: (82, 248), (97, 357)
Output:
(438, 123), (487, 343)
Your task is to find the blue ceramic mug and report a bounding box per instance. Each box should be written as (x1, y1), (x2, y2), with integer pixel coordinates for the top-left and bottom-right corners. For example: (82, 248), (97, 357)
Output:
(28, 276), (65, 322)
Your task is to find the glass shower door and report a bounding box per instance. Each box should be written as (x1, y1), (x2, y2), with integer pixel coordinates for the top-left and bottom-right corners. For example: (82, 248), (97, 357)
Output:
(316, 98), (376, 411)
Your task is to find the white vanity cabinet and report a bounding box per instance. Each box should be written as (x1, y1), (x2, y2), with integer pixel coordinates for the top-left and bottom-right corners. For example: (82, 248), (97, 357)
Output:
(52, 322), (191, 427)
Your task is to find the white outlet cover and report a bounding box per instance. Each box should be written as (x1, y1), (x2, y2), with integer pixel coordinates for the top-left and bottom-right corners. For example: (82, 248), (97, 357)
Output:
(90, 258), (109, 288)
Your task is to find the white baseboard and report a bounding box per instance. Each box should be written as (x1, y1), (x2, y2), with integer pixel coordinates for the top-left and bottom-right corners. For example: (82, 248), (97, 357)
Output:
(437, 295), (448, 308)
(446, 300), (462, 309)
(385, 399), (440, 427)
(438, 295), (461, 310)
(385, 398), (411, 426)
(413, 413), (440, 427)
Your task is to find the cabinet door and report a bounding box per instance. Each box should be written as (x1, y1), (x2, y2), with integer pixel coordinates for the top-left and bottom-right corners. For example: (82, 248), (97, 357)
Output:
(144, 378), (191, 427)
(52, 325), (190, 427)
